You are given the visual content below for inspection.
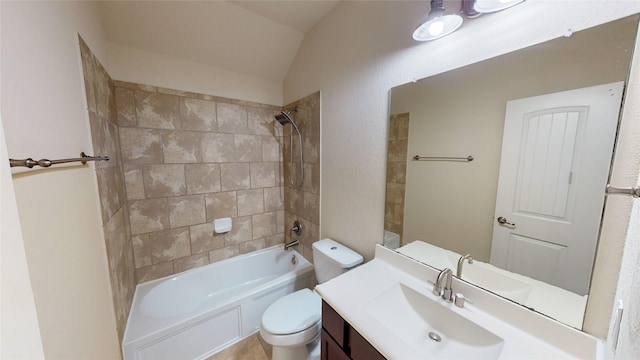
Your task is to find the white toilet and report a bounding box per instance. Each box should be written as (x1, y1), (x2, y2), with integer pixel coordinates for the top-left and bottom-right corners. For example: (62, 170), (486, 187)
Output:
(260, 238), (363, 360)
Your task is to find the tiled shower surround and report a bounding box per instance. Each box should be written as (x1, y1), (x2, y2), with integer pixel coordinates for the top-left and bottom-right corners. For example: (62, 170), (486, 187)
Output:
(385, 112), (409, 245)
(80, 37), (320, 345)
(282, 93), (321, 261)
(115, 82), (288, 282)
(80, 38), (135, 342)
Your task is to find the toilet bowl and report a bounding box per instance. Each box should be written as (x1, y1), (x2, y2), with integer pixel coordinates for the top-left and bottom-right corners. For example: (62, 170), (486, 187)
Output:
(259, 289), (322, 360)
(260, 238), (363, 360)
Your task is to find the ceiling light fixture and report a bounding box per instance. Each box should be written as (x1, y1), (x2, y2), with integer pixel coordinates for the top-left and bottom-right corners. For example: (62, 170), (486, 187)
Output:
(412, 0), (463, 41)
(473, 0), (525, 13)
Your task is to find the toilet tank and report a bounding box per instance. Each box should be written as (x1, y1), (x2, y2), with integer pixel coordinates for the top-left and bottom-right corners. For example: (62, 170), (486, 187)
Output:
(312, 238), (363, 284)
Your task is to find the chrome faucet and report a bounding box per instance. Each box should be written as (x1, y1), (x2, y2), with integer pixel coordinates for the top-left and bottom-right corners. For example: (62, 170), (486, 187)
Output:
(457, 254), (473, 278)
(433, 268), (454, 302)
(284, 239), (299, 250)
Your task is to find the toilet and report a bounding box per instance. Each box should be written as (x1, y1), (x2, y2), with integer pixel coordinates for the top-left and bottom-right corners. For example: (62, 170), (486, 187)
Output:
(260, 238), (363, 360)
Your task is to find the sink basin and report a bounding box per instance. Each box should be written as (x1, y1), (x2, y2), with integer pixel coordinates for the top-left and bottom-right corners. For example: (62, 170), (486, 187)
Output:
(365, 283), (504, 359)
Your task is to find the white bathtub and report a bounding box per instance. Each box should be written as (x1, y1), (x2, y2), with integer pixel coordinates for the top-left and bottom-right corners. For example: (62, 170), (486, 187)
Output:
(123, 246), (315, 360)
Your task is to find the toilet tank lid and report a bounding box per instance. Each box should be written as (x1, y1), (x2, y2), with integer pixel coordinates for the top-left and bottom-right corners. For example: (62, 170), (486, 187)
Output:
(312, 238), (363, 268)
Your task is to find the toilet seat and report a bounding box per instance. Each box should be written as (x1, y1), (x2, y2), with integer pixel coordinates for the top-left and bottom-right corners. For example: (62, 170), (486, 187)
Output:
(260, 289), (322, 347)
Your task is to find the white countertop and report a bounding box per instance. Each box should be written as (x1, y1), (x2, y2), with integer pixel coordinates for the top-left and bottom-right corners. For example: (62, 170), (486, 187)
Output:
(315, 245), (602, 360)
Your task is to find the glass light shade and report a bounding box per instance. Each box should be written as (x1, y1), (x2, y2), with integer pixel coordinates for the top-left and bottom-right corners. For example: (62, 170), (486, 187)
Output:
(473, 0), (525, 13)
(412, 13), (463, 41)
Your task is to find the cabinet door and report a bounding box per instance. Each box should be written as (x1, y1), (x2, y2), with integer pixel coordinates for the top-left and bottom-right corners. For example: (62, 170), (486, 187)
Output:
(321, 329), (350, 360)
(349, 327), (386, 360)
(322, 301), (346, 347)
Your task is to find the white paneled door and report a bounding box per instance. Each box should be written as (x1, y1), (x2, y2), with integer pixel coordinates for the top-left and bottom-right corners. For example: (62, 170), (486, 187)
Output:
(490, 82), (624, 295)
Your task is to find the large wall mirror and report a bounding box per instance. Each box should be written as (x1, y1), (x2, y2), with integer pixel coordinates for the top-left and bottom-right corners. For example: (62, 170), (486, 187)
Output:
(385, 14), (639, 329)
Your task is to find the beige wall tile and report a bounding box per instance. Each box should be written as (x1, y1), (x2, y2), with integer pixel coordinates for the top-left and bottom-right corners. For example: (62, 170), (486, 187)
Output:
(94, 60), (114, 120)
(132, 234), (151, 268)
(190, 223), (224, 253)
(120, 127), (164, 164)
(264, 187), (284, 211)
(143, 164), (186, 198)
(136, 262), (174, 284)
(180, 97), (217, 132)
(387, 139), (408, 162)
(129, 198), (169, 235)
(261, 136), (281, 162)
(135, 90), (180, 129)
(209, 246), (240, 263)
(115, 87), (136, 127)
(201, 132), (235, 162)
(124, 165), (145, 200)
(174, 253), (210, 273)
(163, 131), (202, 163)
(303, 192), (320, 224)
(96, 167), (119, 224)
(150, 227), (191, 263)
(266, 234), (284, 248)
(239, 238), (266, 254)
(235, 134), (262, 162)
(252, 212), (276, 239)
(205, 191), (238, 221)
(79, 38), (97, 113)
(217, 102), (247, 133)
(248, 107), (277, 136)
(224, 216), (253, 245)
(168, 195), (206, 228)
(186, 164), (221, 194)
(220, 163), (251, 191)
(250, 162), (278, 189)
(385, 183), (405, 205)
(237, 189), (265, 216)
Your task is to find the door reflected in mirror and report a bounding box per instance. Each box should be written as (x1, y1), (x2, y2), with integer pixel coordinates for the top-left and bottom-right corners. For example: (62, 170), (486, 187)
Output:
(385, 14), (639, 329)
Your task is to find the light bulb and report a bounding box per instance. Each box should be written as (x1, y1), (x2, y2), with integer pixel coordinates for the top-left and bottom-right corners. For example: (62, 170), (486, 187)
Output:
(428, 19), (445, 36)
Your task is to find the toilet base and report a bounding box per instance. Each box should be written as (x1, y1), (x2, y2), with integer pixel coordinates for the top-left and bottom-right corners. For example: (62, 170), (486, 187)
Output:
(271, 333), (320, 360)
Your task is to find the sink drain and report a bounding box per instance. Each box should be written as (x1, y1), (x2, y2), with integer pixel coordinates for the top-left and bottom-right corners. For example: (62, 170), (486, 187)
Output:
(428, 332), (442, 342)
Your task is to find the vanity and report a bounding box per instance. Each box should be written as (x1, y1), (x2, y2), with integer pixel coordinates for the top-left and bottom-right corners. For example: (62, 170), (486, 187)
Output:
(316, 245), (603, 359)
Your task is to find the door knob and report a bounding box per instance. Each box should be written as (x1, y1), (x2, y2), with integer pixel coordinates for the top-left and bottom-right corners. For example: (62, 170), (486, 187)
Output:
(497, 216), (516, 226)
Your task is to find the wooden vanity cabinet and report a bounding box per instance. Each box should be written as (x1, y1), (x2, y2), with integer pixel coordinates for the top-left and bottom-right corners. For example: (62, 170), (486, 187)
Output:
(321, 301), (386, 360)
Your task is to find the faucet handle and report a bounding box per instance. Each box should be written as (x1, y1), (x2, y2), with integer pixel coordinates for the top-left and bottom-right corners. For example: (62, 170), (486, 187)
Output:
(454, 293), (473, 308)
(427, 279), (442, 296)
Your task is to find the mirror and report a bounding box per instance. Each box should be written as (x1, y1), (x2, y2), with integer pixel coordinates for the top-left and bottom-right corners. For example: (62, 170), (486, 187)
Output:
(385, 15), (639, 329)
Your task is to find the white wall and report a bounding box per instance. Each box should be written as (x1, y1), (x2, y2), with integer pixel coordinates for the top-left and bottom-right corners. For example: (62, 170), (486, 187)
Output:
(284, 0), (640, 340)
(0, 116), (44, 358)
(1, 1), (120, 358)
(106, 42), (284, 106)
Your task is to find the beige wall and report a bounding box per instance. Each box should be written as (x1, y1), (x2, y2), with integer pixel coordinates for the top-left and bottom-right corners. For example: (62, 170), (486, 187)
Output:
(1, 1), (121, 357)
(106, 42), (284, 106)
(114, 82), (286, 282)
(284, 0), (640, 341)
(390, 16), (635, 262)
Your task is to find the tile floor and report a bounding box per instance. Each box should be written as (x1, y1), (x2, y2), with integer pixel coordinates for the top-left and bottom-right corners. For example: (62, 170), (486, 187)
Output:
(206, 334), (271, 360)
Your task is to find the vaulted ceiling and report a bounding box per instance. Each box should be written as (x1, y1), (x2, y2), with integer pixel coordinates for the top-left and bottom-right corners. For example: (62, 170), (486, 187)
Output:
(98, 1), (340, 82)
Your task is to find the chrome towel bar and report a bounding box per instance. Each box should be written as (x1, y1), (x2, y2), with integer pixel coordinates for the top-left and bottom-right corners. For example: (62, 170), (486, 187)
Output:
(606, 185), (640, 198)
(413, 155), (474, 162)
(9, 152), (109, 168)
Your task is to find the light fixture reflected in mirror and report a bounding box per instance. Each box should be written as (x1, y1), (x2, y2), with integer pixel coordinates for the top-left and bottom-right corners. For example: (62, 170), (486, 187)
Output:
(474, 0), (525, 13)
(413, 0), (526, 41)
(412, 0), (463, 41)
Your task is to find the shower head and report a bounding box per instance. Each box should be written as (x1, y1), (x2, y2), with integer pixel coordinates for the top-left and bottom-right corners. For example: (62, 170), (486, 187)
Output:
(275, 107), (298, 126)
(275, 111), (293, 126)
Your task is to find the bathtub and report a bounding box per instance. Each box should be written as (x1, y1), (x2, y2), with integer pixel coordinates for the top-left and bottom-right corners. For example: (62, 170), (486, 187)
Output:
(122, 246), (314, 360)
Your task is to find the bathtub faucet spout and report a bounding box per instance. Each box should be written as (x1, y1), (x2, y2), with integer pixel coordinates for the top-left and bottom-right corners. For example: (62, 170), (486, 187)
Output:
(284, 239), (300, 250)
